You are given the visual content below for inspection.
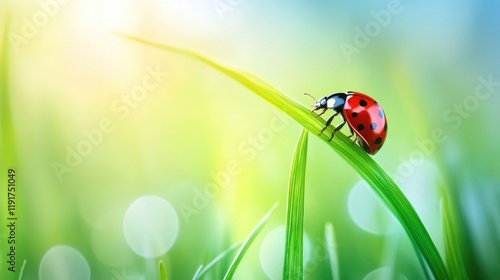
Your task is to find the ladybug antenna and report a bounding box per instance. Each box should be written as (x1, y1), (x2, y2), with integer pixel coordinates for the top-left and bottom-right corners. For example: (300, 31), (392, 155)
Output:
(304, 92), (317, 102)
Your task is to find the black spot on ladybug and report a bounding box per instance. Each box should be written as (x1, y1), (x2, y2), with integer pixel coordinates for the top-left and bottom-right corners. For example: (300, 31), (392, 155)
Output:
(357, 124), (364, 131)
(384, 122), (387, 131)
(359, 99), (367, 107)
(370, 122), (377, 130)
(352, 112), (358, 118)
(375, 137), (382, 145)
(378, 109), (383, 118)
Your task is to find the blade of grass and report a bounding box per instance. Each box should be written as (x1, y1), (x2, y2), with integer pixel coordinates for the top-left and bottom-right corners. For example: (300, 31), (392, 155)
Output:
(192, 265), (203, 280)
(440, 186), (468, 280)
(194, 243), (241, 279)
(283, 129), (308, 280)
(159, 260), (167, 280)
(18, 259), (26, 280)
(325, 222), (340, 280)
(223, 202), (279, 280)
(118, 35), (449, 280)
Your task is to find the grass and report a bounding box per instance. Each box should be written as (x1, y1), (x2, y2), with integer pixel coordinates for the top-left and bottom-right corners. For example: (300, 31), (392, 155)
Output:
(118, 34), (452, 279)
(159, 260), (167, 280)
(440, 182), (468, 280)
(223, 202), (279, 280)
(192, 243), (241, 279)
(325, 222), (340, 280)
(283, 129), (308, 279)
(191, 265), (203, 280)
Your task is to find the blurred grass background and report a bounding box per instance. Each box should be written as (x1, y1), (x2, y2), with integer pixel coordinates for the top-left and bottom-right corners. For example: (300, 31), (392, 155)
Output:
(1, 0), (499, 279)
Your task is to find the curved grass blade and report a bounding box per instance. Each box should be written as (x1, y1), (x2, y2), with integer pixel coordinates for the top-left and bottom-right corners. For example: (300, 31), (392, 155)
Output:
(283, 129), (308, 280)
(159, 260), (167, 280)
(118, 35), (449, 280)
(325, 222), (340, 280)
(223, 202), (279, 280)
(191, 265), (203, 280)
(18, 259), (26, 280)
(440, 186), (468, 280)
(194, 243), (241, 279)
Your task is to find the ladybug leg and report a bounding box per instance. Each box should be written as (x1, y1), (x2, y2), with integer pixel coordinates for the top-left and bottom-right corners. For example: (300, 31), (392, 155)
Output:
(351, 134), (359, 144)
(312, 108), (327, 117)
(349, 130), (359, 144)
(347, 126), (355, 139)
(328, 116), (346, 141)
(320, 111), (339, 135)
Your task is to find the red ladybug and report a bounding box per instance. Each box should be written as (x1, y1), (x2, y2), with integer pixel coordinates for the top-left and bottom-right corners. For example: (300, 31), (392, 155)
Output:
(305, 91), (387, 155)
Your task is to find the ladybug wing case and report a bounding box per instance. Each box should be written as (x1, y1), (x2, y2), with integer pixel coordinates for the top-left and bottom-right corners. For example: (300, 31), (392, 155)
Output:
(344, 92), (387, 155)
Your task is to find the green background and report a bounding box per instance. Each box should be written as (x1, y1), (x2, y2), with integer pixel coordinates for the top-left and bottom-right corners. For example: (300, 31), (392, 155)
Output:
(1, 0), (499, 279)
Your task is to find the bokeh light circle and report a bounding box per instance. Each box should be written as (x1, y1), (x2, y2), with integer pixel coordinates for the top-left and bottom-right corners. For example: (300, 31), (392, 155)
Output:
(347, 180), (399, 235)
(259, 225), (312, 280)
(397, 160), (443, 253)
(397, 160), (441, 220)
(123, 195), (179, 258)
(39, 245), (90, 280)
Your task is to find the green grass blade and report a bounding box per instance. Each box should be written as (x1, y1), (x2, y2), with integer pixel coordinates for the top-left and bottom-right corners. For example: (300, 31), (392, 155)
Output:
(325, 222), (340, 280)
(194, 243), (241, 279)
(119, 35), (449, 280)
(223, 202), (279, 280)
(415, 247), (433, 280)
(441, 188), (468, 280)
(18, 259), (26, 280)
(192, 265), (203, 280)
(283, 129), (308, 280)
(158, 260), (167, 280)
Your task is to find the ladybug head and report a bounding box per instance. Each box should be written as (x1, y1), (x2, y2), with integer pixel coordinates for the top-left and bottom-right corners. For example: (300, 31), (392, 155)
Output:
(316, 97), (328, 109)
(304, 93), (327, 110)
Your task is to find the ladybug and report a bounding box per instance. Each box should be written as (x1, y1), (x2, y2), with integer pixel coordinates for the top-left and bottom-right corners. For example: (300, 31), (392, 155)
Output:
(305, 91), (387, 155)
